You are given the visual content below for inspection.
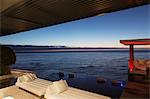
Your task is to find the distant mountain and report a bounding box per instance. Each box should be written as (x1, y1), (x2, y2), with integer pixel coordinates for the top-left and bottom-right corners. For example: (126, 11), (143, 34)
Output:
(1, 44), (149, 53)
(2, 44), (67, 49)
(2, 44), (67, 47)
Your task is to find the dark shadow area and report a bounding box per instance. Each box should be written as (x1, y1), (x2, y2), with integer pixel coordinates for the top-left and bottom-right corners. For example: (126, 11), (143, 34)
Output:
(0, 46), (16, 76)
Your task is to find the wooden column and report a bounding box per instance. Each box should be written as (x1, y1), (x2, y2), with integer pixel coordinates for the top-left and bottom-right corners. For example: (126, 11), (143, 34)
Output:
(129, 45), (134, 72)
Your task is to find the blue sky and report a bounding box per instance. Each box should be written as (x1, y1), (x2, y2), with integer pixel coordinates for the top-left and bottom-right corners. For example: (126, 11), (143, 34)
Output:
(0, 5), (149, 47)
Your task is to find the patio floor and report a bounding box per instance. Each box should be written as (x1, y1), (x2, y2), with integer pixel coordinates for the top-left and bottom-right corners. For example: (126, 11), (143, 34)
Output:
(120, 81), (149, 98)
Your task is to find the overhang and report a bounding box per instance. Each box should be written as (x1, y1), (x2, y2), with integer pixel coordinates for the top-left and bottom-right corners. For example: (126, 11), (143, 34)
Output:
(0, 0), (149, 36)
(120, 38), (150, 45)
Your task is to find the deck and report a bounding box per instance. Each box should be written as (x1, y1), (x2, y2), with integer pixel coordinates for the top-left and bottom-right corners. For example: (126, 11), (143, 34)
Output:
(121, 69), (150, 98)
(129, 69), (146, 76)
(121, 81), (149, 98)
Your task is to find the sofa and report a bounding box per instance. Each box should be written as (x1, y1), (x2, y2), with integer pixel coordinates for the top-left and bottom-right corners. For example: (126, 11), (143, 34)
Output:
(16, 74), (110, 99)
(44, 80), (110, 99)
(15, 73), (52, 97)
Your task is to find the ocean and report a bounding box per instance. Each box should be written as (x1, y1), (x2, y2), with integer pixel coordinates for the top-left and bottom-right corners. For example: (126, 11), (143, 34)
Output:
(11, 50), (149, 81)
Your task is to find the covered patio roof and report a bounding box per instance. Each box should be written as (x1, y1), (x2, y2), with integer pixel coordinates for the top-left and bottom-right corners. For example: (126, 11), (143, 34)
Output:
(120, 38), (150, 45)
(0, 0), (149, 36)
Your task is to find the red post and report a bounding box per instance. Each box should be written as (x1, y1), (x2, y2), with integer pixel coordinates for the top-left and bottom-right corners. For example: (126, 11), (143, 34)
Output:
(129, 45), (134, 72)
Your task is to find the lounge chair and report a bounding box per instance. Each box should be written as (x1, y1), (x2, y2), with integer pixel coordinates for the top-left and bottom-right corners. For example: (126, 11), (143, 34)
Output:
(44, 80), (111, 99)
(15, 73), (52, 97)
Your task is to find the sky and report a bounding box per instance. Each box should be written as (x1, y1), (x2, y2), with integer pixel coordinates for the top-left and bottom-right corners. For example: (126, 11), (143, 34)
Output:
(0, 5), (149, 48)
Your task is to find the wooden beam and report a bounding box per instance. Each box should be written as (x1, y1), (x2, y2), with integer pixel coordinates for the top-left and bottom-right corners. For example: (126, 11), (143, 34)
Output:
(120, 39), (150, 45)
(129, 45), (134, 72)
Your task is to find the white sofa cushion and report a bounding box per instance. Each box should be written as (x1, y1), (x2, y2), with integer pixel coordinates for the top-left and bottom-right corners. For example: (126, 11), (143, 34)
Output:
(24, 75), (33, 82)
(32, 73), (37, 79)
(16, 78), (52, 96)
(17, 73), (38, 83)
(26, 73), (37, 80)
(46, 80), (68, 95)
(18, 75), (31, 83)
(53, 80), (68, 94)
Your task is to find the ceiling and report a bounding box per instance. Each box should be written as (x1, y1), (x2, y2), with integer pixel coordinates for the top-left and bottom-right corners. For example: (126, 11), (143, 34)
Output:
(0, 0), (149, 36)
(0, 0), (23, 13)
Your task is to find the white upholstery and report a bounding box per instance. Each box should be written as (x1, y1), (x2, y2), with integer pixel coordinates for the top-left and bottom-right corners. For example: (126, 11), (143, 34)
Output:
(46, 80), (68, 95)
(16, 78), (52, 97)
(16, 75), (110, 99)
(26, 73), (36, 80)
(44, 87), (110, 99)
(2, 96), (14, 99)
(17, 73), (37, 83)
(53, 80), (68, 94)
(0, 86), (39, 99)
(22, 75), (32, 82)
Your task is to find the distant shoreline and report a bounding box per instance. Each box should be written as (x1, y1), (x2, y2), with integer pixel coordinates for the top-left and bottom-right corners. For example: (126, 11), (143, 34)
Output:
(2, 45), (149, 53)
(2, 44), (150, 49)
(14, 48), (149, 53)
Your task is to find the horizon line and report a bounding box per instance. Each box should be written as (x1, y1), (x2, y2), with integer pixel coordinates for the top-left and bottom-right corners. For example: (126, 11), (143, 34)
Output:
(1, 44), (150, 49)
